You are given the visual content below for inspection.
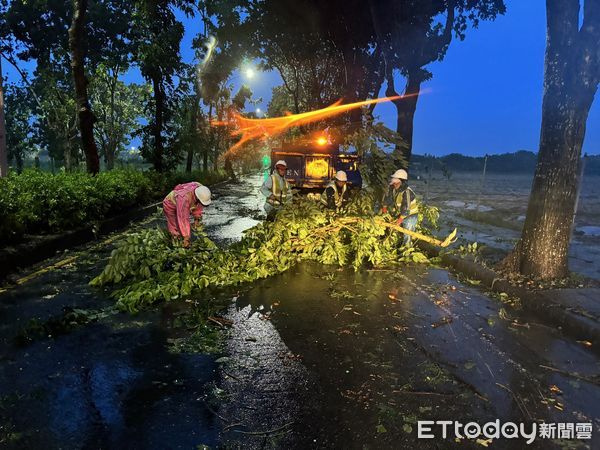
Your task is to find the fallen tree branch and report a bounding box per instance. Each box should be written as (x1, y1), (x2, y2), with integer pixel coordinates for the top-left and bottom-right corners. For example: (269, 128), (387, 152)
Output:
(371, 218), (457, 247)
(202, 399), (234, 423)
(208, 316), (234, 327)
(392, 390), (453, 396)
(539, 364), (600, 386)
(223, 422), (243, 432)
(232, 421), (294, 436)
(496, 383), (531, 419)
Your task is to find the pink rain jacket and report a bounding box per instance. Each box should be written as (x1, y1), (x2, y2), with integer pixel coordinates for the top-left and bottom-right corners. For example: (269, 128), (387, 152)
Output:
(162, 182), (204, 238)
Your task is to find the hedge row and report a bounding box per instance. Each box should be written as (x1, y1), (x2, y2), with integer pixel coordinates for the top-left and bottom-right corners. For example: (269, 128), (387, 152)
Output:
(0, 169), (227, 244)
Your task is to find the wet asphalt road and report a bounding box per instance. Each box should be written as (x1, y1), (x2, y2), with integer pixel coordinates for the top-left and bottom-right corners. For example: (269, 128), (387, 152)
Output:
(0, 173), (598, 449)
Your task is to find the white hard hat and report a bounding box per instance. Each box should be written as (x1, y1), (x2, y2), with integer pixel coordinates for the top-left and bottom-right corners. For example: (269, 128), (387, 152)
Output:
(275, 160), (287, 168)
(334, 170), (347, 182)
(390, 169), (408, 182)
(194, 185), (212, 206)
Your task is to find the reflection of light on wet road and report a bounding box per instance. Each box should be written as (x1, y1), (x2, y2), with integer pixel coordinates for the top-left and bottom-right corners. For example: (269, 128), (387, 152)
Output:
(216, 303), (311, 447)
(212, 263), (600, 447)
(201, 174), (265, 244)
(211, 218), (260, 243)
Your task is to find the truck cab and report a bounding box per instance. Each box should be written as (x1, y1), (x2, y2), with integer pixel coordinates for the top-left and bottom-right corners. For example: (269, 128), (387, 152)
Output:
(270, 142), (362, 191)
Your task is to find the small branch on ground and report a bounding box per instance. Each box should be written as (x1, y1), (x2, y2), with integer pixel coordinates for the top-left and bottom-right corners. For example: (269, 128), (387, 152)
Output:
(202, 399), (235, 423)
(232, 422), (294, 436)
(539, 365), (600, 386)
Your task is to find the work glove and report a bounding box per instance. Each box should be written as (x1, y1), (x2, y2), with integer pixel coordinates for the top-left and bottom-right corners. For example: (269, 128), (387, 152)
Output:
(396, 216), (404, 226)
(382, 206), (388, 214)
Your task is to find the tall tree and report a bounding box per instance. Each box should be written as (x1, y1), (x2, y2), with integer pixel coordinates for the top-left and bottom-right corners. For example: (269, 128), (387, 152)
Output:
(5, 82), (34, 173)
(503, 0), (600, 280)
(134, 0), (193, 172)
(69, 0), (100, 173)
(371, 0), (505, 165)
(3, 1), (76, 169)
(206, 0), (381, 132)
(88, 0), (137, 169)
(33, 69), (80, 170)
(0, 57), (7, 177)
(3, 0), (134, 171)
(207, 0), (505, 153)
(89, 65), (148, 169)
(0, 2), (12, 177)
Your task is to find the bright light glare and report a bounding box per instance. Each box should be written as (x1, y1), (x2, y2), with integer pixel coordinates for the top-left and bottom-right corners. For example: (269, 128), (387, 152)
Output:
(316, 136), (327, 146)
(212, 95), (405, 155)
(244, 68), (255, 79)
(256, 108), (261, 114)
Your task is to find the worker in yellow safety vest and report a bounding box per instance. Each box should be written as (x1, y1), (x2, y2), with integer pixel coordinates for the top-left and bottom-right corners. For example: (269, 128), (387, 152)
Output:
(381, 169), (419, 245)
(320, 170), (350, 211)
(260, 159), (292, 219)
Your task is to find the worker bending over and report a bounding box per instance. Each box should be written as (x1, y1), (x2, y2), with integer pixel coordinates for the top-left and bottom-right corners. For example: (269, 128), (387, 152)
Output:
(260, 159), (292, 219)
(320, 170), (350, 211)
(163, 181), (212, 247)
(382, 169), (419, 245)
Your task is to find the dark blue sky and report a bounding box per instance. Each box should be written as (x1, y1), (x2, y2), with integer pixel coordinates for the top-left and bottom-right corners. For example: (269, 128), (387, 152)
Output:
(4, 0), (599, 156)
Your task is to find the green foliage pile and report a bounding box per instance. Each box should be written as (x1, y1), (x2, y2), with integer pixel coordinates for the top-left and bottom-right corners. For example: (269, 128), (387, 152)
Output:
(91, 194), (438, 313)
(0, 169), (227, 244)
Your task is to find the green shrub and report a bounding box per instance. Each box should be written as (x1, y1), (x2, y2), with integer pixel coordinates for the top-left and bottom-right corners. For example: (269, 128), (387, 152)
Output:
(0, 168), (228, 244)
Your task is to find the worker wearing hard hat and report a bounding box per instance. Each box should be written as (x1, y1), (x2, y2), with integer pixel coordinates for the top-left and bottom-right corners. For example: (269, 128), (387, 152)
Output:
(260, 159), (292, 219)
(163, 181), (212, 247)
(320, 170), (350, 211)
(382, 169), (419, 245)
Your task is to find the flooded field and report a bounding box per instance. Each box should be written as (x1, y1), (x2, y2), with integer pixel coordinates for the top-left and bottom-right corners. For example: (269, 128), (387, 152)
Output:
(412, 171), (600, 280)
(0, 174), (598, 449)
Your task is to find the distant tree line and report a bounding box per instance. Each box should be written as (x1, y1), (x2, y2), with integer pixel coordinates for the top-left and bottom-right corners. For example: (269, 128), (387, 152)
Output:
(412, 151), (600, 176)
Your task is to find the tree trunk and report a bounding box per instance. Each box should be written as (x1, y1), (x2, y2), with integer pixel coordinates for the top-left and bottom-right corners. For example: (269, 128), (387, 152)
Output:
(387, 69), (423, 169)
(15, 153), (23, 174)
(106, 144), (115, 170)
(64, 142), (73, 171)
(503, 0), (599, 280)
(186, 100), (197, 173)
(151, 72), (165, 172)
(204, 103), (212, 171)
(212, 142), (218, 172)
(0, 57), (8, 177)
(224, 155), (235, 180)
(68, 0), (100, 174)
(185, 147), (193, 172)
(340, 40), (364, 130)
(107, 67), (118, 171)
